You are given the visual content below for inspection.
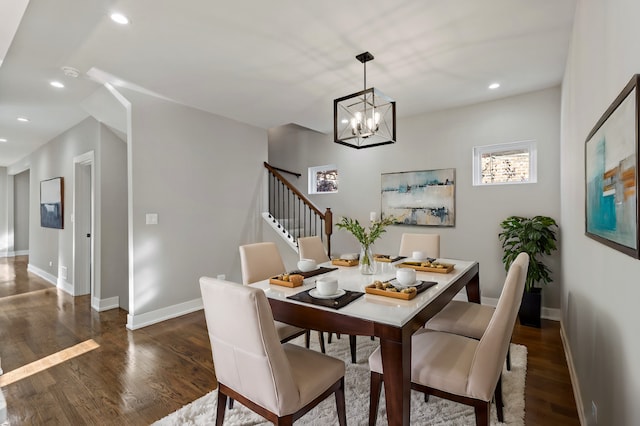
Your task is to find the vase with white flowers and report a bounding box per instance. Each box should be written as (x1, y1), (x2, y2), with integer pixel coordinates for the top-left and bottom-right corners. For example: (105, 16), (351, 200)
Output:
(336, 216), (395, 275)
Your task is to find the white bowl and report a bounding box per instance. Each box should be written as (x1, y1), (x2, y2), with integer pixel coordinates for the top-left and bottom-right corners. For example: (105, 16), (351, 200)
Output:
(316, 277), (338, 296)
(411, 251), (426, 261)
(297, 259), (318, 272)
(396, 267), (417, 286)
(341, 253), (358, 260)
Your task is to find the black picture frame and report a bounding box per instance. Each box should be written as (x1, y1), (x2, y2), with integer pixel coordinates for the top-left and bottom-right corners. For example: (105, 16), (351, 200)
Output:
(585, 74), (640, 258)
(40, 177), (64, 229)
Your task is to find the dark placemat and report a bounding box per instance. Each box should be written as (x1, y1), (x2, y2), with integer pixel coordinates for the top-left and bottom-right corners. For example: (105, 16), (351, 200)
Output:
(289, 266), (337, 279)
(287, 289), (364, 309)
(388, 279), (438, 294)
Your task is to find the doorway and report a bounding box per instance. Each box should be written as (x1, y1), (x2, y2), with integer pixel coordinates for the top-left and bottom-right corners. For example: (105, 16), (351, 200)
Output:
(73, 152), (95, 301)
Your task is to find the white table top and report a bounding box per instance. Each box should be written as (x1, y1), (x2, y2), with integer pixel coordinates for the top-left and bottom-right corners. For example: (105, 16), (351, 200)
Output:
(251, 258), (477, 327)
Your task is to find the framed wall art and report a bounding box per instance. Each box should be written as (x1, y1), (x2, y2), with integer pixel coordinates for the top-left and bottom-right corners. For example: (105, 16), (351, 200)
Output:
(40, 177), (64, 229)
(585, 74), (639, 258)
(381, 168), (455, 227)
(308, 164), (338, 194)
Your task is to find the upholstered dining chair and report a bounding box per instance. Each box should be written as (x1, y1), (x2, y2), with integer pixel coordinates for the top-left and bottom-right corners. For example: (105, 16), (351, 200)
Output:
(199, 277), (347, 426)
(297, 236), (359, 363)
(367, 252), (529, 426)
(297, 236), (330, 264)
(398, 233), (440, 258)
(239, 242), (311, 344)
(425, 252), (530, 371)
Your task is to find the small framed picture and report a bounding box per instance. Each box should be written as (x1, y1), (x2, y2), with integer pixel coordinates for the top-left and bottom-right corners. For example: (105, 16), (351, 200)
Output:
(40, 177), (64, 229)
(308, 164), (338, 194)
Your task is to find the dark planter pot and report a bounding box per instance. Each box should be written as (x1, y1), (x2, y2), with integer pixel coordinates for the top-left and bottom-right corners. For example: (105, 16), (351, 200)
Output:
(519, 287), (542, 328)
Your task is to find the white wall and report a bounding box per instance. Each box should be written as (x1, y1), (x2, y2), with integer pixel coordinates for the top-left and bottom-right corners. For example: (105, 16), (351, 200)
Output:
(561, 1), (640, 424)
(123, 89), (267, 329)
(98, 126), (128, 308)
(13, 170), (30, 252)
(269, 86), (561, 308)
(0, 168), (8, 256)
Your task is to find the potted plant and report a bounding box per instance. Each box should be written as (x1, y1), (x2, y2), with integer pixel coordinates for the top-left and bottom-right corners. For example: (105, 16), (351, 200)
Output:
(498, 215), (558, 327)
(336, 216), (395, 275)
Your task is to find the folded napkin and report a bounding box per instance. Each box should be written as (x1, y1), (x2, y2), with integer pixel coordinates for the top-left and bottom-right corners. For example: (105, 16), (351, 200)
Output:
(289, 266), (337, 279)
(287, 289), (364, 309)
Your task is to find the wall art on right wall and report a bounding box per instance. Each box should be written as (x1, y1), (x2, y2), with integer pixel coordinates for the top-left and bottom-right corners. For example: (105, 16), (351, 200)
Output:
(585, 74), (639, 259)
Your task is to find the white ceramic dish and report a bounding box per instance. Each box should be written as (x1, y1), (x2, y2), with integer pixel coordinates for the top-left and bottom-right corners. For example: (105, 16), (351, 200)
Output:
(341, 253), (358, 260)
(389, 278), (421, 289)
(297, 258), (318, 272)
(309, 288), (346, 299)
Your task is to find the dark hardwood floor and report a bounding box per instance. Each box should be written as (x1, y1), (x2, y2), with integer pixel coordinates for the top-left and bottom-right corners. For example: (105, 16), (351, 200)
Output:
(0, 255), (579, 425)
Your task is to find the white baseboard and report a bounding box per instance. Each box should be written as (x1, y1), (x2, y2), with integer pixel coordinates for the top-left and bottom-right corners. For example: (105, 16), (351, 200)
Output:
(57, 277), (74, 295)
(27, 264), (57, 286)
(92, 296), (120, 312)
(126, 298), (203, 330)
(561, 323), (586, 426)
(2, 250), (29, 257)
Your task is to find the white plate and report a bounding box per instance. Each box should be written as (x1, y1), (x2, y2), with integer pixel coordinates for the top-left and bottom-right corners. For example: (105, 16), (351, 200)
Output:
(389, 278), (421, 289)
(309, 288), (346, 299)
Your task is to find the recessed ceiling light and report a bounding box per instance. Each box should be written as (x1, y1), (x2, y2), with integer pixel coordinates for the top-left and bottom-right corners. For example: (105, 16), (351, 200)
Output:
(0, 138), (7, 143)
(50, 81), (65, 88)
(110, 12), (129, 25)
(17, 117), (29, 122)
(489, 82), (500, 90)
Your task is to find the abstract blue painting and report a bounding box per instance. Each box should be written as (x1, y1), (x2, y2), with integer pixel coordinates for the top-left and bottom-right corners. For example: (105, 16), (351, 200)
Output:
(381, 168), (455, 227)
(585, 75), (639, 258)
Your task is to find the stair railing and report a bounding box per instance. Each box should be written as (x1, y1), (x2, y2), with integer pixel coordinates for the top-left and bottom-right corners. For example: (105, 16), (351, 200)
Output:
(264, 162), (333, 256)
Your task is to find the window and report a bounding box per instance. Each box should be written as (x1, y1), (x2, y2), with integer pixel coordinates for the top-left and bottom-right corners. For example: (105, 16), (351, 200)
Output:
(472, 140), (537, 186)
(308, 164), (338, 194)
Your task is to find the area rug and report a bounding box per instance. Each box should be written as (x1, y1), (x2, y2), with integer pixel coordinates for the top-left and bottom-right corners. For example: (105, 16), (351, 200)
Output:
(154, 334), (526, 425)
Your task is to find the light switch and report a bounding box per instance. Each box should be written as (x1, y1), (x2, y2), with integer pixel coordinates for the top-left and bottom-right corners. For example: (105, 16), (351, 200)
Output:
(146, 213), (158, 225)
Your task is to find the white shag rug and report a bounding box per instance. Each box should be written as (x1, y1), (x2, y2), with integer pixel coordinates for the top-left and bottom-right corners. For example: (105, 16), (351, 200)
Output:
(154, 334), (526, 425)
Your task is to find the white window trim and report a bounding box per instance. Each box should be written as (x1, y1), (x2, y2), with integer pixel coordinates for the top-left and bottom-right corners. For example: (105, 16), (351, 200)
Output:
(308, 164), (338, 194)
(472, 140), (537, 186)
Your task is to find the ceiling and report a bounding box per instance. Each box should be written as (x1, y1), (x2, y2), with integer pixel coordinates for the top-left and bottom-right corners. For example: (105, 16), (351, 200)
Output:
(0, 0), (577, 167)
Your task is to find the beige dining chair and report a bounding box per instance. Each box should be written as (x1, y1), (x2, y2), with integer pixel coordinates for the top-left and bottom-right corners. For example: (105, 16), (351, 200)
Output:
(239, 242), (326, 350)
(425, 252), (530, 371)
(200, 277), (347, 426)
(367, 252), (528, 426)
(398, 233), (440, 258)
(297, 235), (358, 363)
(297, 236), (330, 264)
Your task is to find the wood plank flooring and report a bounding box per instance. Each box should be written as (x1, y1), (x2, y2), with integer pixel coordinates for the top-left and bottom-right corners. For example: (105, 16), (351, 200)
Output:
(0, 255), (579, 425)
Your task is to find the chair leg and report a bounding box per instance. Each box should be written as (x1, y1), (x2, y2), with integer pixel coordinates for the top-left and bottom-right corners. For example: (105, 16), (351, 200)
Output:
(369, 372), (383, 426)
(305, 330), (311, 348)
(319, 332), (326, 353)
(349, 335), (357, 363)
(424, 393), (430, 403)
(227, 398), (234, 409)
(506, 344), (512, 371)
(335, 377), (347, 426)
(473, 401), (490, 426)
(495, 374), (504, 422)
(328, 332), (333, 344)
(216, 390), (228, 426)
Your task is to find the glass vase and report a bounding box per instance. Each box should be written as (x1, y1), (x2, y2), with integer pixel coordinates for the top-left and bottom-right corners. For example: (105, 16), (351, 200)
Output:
(359, 244), (376, 275)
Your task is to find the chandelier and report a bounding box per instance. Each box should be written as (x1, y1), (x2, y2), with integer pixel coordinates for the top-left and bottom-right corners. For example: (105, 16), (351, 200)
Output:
(333, 52), (396, 149)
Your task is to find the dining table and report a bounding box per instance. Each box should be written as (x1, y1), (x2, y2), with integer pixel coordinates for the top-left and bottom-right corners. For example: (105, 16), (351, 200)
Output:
(250, 258), (480, 426)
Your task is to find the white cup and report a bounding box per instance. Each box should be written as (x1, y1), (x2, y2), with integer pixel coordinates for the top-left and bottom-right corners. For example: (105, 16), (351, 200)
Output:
(316, 277), (338, 296)
(396, 267), (416, 286)
(412, 250), (426, 260)
(297, 258), (318, 272)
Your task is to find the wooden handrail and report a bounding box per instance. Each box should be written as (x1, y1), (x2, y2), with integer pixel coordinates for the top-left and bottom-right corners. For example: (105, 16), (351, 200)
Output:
(264, 162), (323, 216)
(264, 162), (333, 256)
